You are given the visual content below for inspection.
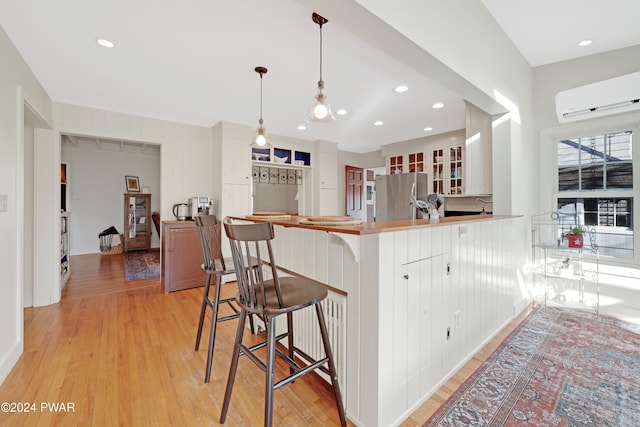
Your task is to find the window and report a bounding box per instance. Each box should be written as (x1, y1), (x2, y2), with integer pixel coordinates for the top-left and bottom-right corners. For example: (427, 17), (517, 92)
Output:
(557, 130), (634, 259)
(558, 131), (632, 191)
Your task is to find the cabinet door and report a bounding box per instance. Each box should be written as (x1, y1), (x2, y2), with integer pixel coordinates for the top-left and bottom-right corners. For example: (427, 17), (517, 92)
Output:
(448, 145), (464, 195)
(222, 137), (251, 184)
(385, 252), (449, 426)
(318, 151), (337, 188)
(465, 101), (492, 195)
(124, 193), (151, 251)
(164, 226), (206, 292)
(318, 188), (337, 216)
(432, 145), (464, 195)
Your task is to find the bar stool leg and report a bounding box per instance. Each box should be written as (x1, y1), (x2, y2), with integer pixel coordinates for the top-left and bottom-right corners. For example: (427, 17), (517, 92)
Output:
(286, 312), (295, 375)
(194, 273), (212, 351)
(264, 316), (277, 427)
(204, 273), (223, 383)
(220, 310), (247, 424)
(316, 303), (347, 427)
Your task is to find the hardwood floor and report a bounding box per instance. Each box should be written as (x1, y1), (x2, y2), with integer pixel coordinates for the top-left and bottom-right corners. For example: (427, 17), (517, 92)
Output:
(0, 253), (532, 426)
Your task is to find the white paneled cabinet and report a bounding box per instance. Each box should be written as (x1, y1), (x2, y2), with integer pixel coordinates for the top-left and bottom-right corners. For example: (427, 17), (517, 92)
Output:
(221, 136), (251, 184)
(465, 100), (492, 195)
(316, 150), (337, 215)
(257, 216), (524, 427)
(219, 135), (251, 221)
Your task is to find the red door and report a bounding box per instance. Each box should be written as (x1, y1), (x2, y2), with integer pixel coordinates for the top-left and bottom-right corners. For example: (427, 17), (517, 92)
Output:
(345, 165), (364, 220)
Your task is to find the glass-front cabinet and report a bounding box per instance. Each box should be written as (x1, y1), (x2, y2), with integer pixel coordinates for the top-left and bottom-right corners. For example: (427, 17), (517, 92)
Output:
(123, 193), (151, 252)
(431, 144), (464, 195)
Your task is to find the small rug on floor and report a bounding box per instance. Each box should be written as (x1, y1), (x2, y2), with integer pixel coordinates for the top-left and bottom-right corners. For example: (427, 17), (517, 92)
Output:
(123, 249), (160, 281)
(424, 307), (640, 427)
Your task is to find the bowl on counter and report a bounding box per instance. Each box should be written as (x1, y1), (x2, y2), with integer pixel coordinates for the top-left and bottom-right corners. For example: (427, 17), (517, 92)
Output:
(274, 155), (288, 163)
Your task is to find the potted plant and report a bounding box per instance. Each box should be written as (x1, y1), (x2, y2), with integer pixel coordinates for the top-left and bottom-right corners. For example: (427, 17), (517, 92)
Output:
(565, 226), (584, 248)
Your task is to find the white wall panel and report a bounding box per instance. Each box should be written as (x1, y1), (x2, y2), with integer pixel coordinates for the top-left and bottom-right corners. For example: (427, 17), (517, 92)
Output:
(314, 230), (329, 284)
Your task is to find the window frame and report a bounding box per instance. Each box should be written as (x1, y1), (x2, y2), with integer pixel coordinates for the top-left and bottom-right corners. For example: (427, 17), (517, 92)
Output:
(540, 114), (640, 267)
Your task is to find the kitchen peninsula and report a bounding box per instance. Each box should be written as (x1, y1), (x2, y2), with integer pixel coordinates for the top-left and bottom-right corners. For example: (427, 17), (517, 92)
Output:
(233, 214), (526, 427)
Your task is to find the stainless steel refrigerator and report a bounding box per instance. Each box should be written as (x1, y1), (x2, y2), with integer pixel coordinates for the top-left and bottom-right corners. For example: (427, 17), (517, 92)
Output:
(375, 172), (429, 222)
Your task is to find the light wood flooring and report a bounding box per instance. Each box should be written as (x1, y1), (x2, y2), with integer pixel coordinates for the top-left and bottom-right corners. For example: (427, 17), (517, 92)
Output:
(0, 253), (531, 426)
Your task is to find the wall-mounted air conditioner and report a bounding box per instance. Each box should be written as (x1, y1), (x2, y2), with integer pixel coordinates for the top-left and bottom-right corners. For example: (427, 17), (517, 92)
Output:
(555, 71), (640, 123)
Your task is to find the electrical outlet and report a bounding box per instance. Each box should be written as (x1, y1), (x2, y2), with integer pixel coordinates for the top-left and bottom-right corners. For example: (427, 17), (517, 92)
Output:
(458, 226), (467, 237)
(0, 194), (7, 213)
(454, 311), (461, 330)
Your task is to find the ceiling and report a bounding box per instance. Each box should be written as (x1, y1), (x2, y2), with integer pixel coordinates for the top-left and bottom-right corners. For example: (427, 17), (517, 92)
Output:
(2, 1), (639, 153)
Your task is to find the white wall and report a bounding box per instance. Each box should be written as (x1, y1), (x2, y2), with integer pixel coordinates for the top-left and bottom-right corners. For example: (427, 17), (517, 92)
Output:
(533, 45), (640, 215)
(54, 103), (214, 223)
(0, 25), (53, 384)
(62, 141), (161, 254)
(532, 47), (640, 318)
(337, 149), (384, 215)
(23, 123), (35, 307)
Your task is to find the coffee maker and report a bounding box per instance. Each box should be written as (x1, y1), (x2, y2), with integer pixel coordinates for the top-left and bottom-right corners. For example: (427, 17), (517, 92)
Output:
(188, 196), (213, 219)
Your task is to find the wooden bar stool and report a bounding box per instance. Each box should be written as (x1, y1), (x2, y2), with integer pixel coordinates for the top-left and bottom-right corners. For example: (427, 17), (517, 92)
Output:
(220, 218), (346, 427)
(194, 214), (253, 383)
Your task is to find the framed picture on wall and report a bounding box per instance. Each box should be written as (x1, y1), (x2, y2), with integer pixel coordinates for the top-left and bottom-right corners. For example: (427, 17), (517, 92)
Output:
(125, 175), (140, 192)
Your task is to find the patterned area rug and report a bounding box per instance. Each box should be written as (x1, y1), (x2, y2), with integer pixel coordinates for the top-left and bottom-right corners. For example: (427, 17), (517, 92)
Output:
(424, 307), (640, 426)
(123, 249), (160, 281)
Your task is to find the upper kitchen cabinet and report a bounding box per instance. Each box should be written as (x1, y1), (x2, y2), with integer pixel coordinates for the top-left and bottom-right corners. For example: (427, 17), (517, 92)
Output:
(464, 101), (492, 195)
(388, 152), (424, 175)
(389, 155), (403, 174)
(315, 141), (338, 215)
(212, 122), (253, 227)
(431, 144), (464, 195)
(222, 136), (251, 184)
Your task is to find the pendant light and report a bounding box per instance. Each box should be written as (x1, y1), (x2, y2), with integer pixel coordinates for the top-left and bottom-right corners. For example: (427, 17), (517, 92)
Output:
(253, 66), (272, 147)
(307, 13), (335, 123)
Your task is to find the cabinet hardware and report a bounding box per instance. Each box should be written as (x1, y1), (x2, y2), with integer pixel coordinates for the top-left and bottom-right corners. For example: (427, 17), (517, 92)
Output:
(447, 263), (451, 275)
(403, 274), (409, 280)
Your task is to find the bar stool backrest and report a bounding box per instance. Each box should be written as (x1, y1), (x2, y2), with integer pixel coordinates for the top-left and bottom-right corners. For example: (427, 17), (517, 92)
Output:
(195, 215), (226, 272)
(223, 218), (284, 312)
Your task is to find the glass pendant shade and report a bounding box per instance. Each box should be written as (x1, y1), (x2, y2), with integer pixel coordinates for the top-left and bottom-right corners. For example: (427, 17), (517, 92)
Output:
(307, 82), (335, 123)
(254, 120), (269, 147)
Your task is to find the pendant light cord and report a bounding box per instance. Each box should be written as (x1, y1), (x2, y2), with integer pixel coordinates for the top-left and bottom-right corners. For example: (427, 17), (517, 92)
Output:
(259, 72), (263, 123)
(318, 24), (323, 86)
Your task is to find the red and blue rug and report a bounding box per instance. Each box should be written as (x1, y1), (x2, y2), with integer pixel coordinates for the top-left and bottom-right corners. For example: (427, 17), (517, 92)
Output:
(123, 249), (160, 281)
(424, 307), (640, 426)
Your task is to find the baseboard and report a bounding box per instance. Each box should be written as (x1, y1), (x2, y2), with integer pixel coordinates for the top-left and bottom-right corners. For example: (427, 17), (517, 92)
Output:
(0, 339), (22, 386)
(513, 296), (532, 318)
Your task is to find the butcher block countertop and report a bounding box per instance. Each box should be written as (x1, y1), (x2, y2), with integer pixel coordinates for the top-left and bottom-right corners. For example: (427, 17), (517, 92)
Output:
(231, 214), (519, 236)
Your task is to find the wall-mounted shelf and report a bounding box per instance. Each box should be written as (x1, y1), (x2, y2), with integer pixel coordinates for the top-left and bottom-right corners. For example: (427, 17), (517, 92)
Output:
(251, 147), (311, 168)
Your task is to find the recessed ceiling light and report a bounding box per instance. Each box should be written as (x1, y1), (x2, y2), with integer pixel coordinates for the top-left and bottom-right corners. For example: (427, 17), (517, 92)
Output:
(96, 38), (115, 48)
(374, 120), (384, 126)
(394, 85), (409, 93)
(577, 39), (593, 47)
(424, 127), (433, 132)
(432, 102), (444, 109)
(336, 109), (347, 115)
(297, 125), (306, 130)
